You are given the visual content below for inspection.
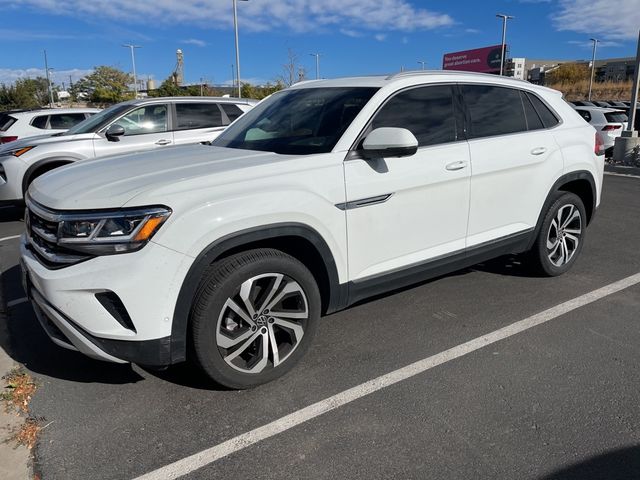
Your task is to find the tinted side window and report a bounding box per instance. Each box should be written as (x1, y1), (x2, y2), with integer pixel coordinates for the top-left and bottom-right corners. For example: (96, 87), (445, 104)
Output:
(116, 105), (168, 136)
(49, 113), (87, 129)
(175, 103), (223, 130)
(576, 110), (591, 122)
(220, 103), (244, 123)
(521, 92), (544, 131)
(372, 85), (455, 147)
(0, 115), (17, 131)
(31, 115), (49, 129)
(462, 85), (527, 138)
(526, 93), (560, 128)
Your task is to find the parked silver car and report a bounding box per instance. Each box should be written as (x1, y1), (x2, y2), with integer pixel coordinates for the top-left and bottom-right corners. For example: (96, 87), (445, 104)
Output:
(0, 96), (256, 203)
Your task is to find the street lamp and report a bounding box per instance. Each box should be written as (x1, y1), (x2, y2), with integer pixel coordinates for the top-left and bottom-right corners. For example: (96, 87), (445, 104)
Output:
(233, 0), (249, 98)
(417, 60), (426, 70)
(588, 38), (599, 101)
(496, 14), (514, 76)
(122, 44), (142, 97)
(309, 53), (322, 79)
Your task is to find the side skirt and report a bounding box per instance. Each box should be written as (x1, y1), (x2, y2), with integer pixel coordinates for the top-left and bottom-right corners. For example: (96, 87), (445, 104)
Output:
(346, 229), (534, 306)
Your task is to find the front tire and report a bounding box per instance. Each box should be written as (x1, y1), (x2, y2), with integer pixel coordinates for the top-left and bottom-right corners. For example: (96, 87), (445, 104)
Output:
(190, 248), (320, 389)
(528, 192), (587, 276)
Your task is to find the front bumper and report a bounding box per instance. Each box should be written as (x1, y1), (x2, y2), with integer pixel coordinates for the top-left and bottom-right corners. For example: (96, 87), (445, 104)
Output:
(20, 234), (193, 366)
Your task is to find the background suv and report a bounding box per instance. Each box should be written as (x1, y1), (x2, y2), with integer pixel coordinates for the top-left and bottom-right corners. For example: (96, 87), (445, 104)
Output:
(0, 96), (256, 203)
(21, 72), (603, 389)
(0, 108), (99, 144)
(574, 106), (628, 156)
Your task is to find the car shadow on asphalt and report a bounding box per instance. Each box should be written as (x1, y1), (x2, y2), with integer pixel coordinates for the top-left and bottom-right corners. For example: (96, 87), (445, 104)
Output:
(473, 254), (545, 278)
(540, 444), (640, 480)
(0, 265), (145, 385)
(0, 206), (23, 223)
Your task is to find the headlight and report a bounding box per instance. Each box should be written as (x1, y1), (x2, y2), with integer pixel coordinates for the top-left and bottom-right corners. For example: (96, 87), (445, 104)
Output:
(56, 206), (171, 255)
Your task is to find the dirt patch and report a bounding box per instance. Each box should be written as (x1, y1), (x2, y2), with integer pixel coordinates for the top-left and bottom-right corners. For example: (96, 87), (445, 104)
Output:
(1, 367), (42, 450)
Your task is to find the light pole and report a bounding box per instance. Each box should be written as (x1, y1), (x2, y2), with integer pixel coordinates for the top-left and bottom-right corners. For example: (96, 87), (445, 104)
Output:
(233, 0), (249, 98)
(122, 44), (141, 97)
(496, 14), (514, 76)
(417, 60), (426, 70)
(309, 53), (322, 79)
(43, 50), (54, 107)
(588, 38), (599, 101)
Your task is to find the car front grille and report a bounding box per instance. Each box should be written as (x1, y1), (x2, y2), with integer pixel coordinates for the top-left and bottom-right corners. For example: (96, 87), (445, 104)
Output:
(25, 198), (91, 269)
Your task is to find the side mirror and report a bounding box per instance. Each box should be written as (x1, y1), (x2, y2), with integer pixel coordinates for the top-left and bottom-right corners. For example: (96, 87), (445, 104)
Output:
(362, 127), (418, 159)
(105, 124), (125, 141)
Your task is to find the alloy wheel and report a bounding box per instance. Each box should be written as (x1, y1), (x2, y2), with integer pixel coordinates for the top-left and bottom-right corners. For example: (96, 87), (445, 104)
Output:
(546, 203), (582, 267)
(215, 273), (309, 374)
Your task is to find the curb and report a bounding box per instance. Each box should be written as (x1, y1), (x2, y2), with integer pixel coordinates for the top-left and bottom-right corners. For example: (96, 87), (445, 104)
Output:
(605, 164), (640, 177)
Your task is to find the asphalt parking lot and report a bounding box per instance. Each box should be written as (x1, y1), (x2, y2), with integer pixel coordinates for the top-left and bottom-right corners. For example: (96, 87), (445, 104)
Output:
(1, 173), (640, 480)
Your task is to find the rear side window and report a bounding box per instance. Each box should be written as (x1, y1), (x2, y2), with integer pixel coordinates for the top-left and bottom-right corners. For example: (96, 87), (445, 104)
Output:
(0, 114), (17, 132)
(220, 103), (244, 123)
(576, 110), (592, 122)
(372, 85), (456, 147)
(521, 92), (544, 131)
(462, 85), (527, 138)
(526, 93), (559, 128)
(604, 112), (628, 123)
(31, 115), (49, 129)
(49, 113), (88, 129)
(175, 103), (223, 130)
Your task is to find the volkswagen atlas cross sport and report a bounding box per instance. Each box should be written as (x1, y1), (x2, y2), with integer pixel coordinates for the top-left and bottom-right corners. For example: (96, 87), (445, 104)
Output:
(20, 72), (604, 389)
(0, 96), (255, 205)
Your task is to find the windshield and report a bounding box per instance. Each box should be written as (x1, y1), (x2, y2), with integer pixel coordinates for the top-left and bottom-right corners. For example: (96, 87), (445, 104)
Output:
(213, 87), (378, 155)
(605, 112), (628, 123)
(63, 104), (131, 135)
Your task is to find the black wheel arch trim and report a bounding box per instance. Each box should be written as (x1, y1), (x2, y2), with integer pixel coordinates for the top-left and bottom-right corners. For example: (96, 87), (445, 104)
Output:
(169, 222), (346, 364)
(527, 170), (597, 250)
(22, 157), (79, 194)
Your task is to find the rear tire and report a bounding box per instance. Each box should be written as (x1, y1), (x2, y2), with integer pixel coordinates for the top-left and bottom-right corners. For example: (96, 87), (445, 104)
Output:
(527, 192), (586, 276)
(190, 248), (320, 389)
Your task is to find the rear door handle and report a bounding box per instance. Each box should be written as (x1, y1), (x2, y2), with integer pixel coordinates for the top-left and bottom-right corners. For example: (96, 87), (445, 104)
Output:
(445, 161), (467, 171)
(155, 139), (172, 146)
(531, 147), (547, 156)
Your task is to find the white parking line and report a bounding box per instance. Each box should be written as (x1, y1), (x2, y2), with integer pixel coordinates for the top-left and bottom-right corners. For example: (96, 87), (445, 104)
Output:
(0, 234), (21, 242)
(7, 297), (28, 307)
(135, 272), (640, 480)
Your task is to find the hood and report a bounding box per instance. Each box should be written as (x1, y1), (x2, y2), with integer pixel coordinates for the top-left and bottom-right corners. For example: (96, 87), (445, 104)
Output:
(28, 144), (287, 210)
(0, 132), (88, 155)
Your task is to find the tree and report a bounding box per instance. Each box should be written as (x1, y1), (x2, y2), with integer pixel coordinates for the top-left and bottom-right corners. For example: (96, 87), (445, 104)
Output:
(0, 77), (53, 110)
(72, 66), (133, 105)
(279, 49), (307, 87)
(148, 77), (200, 97)
(545, 63), (590, 85)
(241, 82), (284, 100)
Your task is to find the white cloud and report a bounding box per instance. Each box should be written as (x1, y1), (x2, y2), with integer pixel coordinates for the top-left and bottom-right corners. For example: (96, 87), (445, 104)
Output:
(340, 28), (363, 38)
(10, 0), (454, 33)
(182, 38), (207, 47)
(0, 68), (93, 86)
(567, 40), (623, 49)
(553, 0), (640, 41)
(464, 28), (481, 34)
(374, 34), (387, 42)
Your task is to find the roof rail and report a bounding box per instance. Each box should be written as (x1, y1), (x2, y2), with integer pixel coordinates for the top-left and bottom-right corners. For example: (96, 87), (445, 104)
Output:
(385, 70), (530, 83)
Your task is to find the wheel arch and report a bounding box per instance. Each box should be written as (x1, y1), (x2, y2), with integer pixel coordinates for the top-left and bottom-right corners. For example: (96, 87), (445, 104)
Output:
(528, 170), (597, 250)
(169, 223), (346, 364)
(22, 157), (79, 194)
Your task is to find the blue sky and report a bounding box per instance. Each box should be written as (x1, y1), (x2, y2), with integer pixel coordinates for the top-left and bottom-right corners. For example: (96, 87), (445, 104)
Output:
(1, 0), (639, 88)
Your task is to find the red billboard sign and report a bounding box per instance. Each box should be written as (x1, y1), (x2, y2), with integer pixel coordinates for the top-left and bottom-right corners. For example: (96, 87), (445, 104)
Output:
(442, 45), (504, 73)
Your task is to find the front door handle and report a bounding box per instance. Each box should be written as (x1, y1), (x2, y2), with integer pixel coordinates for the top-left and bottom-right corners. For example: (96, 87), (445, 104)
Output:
(445, 161), (467, 171)
(155, 139), (172, 146)
(531, 147), (547, 156)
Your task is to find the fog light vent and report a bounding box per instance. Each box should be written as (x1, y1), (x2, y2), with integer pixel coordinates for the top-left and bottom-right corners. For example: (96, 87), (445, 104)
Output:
(95, 292), (137, 333)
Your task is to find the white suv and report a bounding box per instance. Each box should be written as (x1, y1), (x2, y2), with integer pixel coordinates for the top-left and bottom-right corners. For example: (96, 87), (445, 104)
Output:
(0, 108), (100, 144)
(0, 97), (255, 204)
(20, 72), (604, 388)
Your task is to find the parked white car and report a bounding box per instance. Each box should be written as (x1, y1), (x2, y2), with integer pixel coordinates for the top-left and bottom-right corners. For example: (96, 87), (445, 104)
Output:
(0, 108), (100, 144)
(0, 97), (255, 203)
(573, 106), (628, 156)
(21, 72), (604, 388)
